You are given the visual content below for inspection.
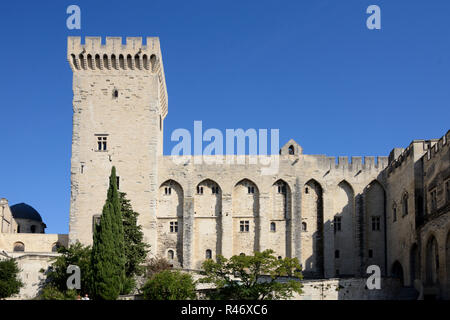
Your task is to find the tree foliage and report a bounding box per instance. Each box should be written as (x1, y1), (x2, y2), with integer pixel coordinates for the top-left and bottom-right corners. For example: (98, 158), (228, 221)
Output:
(37, 286), (78, 300)
(40, 241), (92, 296)
(144, 257), (172, 279)
(91, 166), (126, 300)
(0, 258), (23, 299)
(199, 249), (303, 300)
(120, 191), (150, 294)
(142, 270), (196, 300)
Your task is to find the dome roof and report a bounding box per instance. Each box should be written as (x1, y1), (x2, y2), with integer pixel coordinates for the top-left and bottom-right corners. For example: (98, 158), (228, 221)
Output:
(10, 203), (43, 222)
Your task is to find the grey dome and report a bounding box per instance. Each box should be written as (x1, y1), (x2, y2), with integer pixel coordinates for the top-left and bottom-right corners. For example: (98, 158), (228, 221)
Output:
(10, 203), (43, 222)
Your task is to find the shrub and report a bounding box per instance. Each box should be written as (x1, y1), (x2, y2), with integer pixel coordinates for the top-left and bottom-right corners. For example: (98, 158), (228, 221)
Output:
(142, 270), (196, 300)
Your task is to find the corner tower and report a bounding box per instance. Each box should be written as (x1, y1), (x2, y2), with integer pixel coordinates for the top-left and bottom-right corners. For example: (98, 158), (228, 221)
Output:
(67, 36), (167, 246)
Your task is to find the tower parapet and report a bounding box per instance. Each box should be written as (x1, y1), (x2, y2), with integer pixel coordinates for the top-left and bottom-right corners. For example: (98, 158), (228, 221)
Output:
(67, 36), (168, 118)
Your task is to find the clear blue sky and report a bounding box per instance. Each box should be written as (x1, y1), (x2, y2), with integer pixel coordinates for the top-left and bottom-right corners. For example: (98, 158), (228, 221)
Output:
(0, 1), (449, 234)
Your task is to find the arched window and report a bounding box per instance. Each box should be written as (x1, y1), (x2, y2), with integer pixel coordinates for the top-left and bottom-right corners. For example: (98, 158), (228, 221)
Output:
(301, 222), (307, 231)
(127, 54), (133, 69)
(95, 54), (101, 69)
(150, 54), (157, 72)
(13, 242), (24, 252)
(134, 55), (140, 69)
(270, 222), (276, 232)
(119, 54), (125, 69)
(288, 145), (294, 155)
(71, 54), (80, 70)
(111, 54), (117, 70)
(30, 225), (36, 233)
(113, 89), (119, 98)
(240, 253), (245, 256)
(52, 242), (61, 252)
(402, 193), (409, 216)
(143, 54), (149, 70)
(205, 249), (212, 259)
(79, 54), (85, 69)
(87, 54), (93, 69)
(167, 250), (174, 260)
(103, 54), (109, 70)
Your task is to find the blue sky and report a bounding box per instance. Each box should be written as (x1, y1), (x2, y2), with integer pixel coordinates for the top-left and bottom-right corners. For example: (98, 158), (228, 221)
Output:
(0, 0), (449, 234)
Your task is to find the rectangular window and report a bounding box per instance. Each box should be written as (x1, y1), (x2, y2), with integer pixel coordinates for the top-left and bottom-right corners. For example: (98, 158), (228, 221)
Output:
(169, 221), (178, 233)
(240, 221), (250, 232)
(334, 217), (341, 232)
(371, 216), (380, 231)
(197, 186), (203, 195)
(368, 249), (373, 258)
(248, 186), (255, 194)
(165, 187), (171, 195)
(116, 176), (120, 190)
(393, 206), (397, 222)
(96, 135), (108, 151)
(212, 186), (219, 194)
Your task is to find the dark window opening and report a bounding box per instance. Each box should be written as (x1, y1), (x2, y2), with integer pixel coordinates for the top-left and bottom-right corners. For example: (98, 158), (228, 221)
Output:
(170, 221), (178, 233)
(240, 220), (250, 232)
(270, 222), (276, 232)
(371, 216), (381, 231)
(334, 216), (342, 232)
(205, 249), (212, 259)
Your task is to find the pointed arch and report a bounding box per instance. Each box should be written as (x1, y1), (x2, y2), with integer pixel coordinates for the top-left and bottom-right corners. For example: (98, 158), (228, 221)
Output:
(301, 178), (324, 278)
(410, 243), (419, 285)
(193, 179), (222, 268)
(270, 179), (292, 258)
(334, 180), (356, 276)
(363, 180), (387, 276)
(158, 179), (184, 267)
(426, 234), (439, 285)
(392, 260), (405, 286)
(232, 179), (260, 255)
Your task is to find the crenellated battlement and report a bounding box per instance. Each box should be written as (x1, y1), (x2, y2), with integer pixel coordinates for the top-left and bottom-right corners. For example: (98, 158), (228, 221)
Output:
(67, 36), (168, 117)
(323, 155), (389, 171)
(425, 130), (450, 162)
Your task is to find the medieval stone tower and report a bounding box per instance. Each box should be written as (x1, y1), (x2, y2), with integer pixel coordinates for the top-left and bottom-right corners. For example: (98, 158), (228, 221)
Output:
(67, 36), (167, 248)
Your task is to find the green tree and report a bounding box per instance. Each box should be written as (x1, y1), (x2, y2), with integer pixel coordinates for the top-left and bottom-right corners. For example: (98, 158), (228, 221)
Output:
(91, 166), (126, 300)
(142, 270), (196, 300)
(0, 258), (23, 299)
(120, 191), (150, 294)
(199, 249), (303, 300)
(39, 241), (92, 297)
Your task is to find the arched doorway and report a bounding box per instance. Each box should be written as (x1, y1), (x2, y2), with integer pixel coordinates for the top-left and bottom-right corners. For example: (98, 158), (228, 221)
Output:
(425, 235), (439, 285)
(392, 260), (404, 286)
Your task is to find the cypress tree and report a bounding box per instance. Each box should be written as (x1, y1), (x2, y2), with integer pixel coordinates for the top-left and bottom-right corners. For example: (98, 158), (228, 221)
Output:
(91, 166), (126, 299)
